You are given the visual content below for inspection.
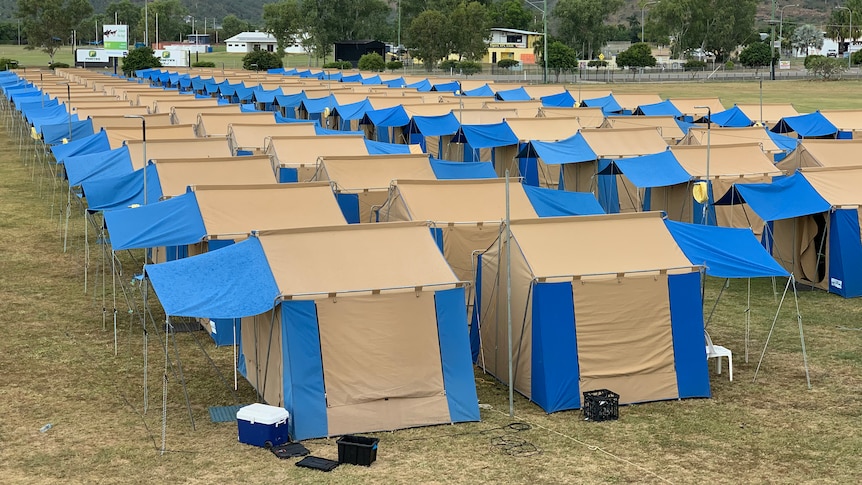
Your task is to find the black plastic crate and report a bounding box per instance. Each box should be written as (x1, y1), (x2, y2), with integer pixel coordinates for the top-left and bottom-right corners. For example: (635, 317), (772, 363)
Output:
(582, 389), (619, 422)
(336, 435), (379, 466)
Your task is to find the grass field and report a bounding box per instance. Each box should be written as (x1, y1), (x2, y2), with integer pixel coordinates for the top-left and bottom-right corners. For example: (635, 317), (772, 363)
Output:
(1, 80), (862, 484)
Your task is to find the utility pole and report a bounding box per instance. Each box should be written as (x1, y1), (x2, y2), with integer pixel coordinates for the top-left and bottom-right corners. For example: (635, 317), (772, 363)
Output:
(770, 0), (776, 80)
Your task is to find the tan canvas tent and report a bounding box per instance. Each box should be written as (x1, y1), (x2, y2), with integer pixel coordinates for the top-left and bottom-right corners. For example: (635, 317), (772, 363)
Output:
(668, 98), (725, 119)
(380, 179), (538, 282)
(153, 98), (220, 114)
(612, 93), (664, 112)
(680, 126), (786, 159)
(105, 124), (196, 149)
(125, 138), (232, 170)
(776, 139), (862, 171)
(195, 112), (275, 137)
(150, 155), (277, 197)
(264, 135), (368, 182)
(538, 106), (605, 128)
(74, 105), (150, 119)
(820, 109), (862, 132)
(90, 113), (173, 132)
(171, 104), (242, 125)
(604, 116), (686, 143)
(227, 122), (317, 154)
(736, 103), (799, 126)
(473, 212), (709, 412)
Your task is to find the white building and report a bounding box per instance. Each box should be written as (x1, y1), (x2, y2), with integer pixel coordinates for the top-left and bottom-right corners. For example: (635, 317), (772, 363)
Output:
(225, 31), (307, 54)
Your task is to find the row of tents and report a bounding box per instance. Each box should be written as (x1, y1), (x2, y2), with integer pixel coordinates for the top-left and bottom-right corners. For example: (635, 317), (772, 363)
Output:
(0, 65), (848, 442)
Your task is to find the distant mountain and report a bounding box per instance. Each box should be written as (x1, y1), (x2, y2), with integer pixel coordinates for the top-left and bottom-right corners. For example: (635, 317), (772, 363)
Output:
(89, 0), (270, 23)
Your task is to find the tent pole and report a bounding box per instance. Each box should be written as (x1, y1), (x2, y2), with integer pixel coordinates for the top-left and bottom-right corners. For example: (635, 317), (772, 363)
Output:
(811, 214), (829, 291)
(168, 318), (196, 430)
(101, 229), (107, 331)
(233, 319), (238, 391)
(704, 278), (729, 328)
(792, 275), (812, 389)
(745, 278), (751, 363)
(261, 310), (277, 402)
(84, 209), (89, 294)
(63, 185), (71, 252)
(505, 170), (514, 418)
(754, 276), (792, 383)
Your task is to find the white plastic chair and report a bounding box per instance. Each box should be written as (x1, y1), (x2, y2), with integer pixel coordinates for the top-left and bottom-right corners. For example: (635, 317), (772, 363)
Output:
(705, 330), (733, 381)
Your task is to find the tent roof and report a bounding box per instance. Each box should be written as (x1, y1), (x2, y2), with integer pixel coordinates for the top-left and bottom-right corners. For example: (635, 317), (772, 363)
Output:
(196, 111), (274, 137)
(90, 113), (173, 132)
(402, 103), (457, 118)
(580, 127), (669, 158)
(539, 106), (605, 127)
(771, 111), (838, 137)
(266, 135), (368, 166)
(390, 179), (538, 222)
(684, 126), (784, 153)
(154, 155), (276, 196)
(664, 220), (790, 278)
(819, 109), (862, 131)
(193, 183), (347, 236)
(507, 212), (693, 278)
(504, 117), (581, 142)
(605, 150), (691, 188)
(407, 112), (461, 136)
(521, 185), (605, 216)
(611, 93), (663, 111)
(495, 86), (531, 101)
(785, 139), (862, 169)
(453, 121), (519, 148)
(633, 99), (683, 117)
(317, 154), (436, 190)
(579, 94), (622, 114)
(521, 85), (571, 99)
(171, 104), (241, 124)
(483, 100), (543, 117)
(429, 160), (497, 180)
(105, 191), (207, 250)
(801, 166), (862, 206)
(670, 143), (782, 178)
(668, 97), (725, 117)
(604, 115), (686, 140)
(517, 132), (596, 164)
(259, 222), (461, 297)
(705, 105), (752, 127)
(539, 90), (577, 108)
(713, 172), (832, 220)
(735, 103), (799, 125)
(105, 124), (196, 149)
(125, 138), (232, 169)
(229, 122), (316, 151)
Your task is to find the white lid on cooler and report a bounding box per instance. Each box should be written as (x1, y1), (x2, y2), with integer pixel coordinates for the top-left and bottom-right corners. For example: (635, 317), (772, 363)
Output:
(236, 403), (290, 425)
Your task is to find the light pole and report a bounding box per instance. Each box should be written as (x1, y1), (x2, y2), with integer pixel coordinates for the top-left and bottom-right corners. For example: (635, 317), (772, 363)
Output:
(524, 0), (549, 84)
(124, 115), (147, 204)
(695, 105), (711, 225)
(769, 0), (777, 80)
(145, 0), (149, 47)
(641, 1), (659, 43)
(778, 4), (798, 59)
(836, 5), (853, 69)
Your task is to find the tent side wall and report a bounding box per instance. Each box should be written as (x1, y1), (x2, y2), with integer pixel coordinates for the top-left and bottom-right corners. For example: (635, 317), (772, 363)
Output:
(561, 161), (597, 193)
(828, 208), (862, 297)
(531, 281), (580, 412)
(667, 272), (711, 398)
(772, 215), (829, 291)
(281, 289), (478, 441)
(649, 184), (693, 223)
(240, 309), (284, 406)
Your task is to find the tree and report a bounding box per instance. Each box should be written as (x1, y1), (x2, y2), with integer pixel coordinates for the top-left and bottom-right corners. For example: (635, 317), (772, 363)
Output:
(497, 59), (519, 70)
(615, 42), (656, 77)
(105, 0), (142, 39)
(242, 50), (283, 71)
(263, 0), (301, 59)
(358, 52), (385, 71)
(806, 56), (847, 81)
(738, 41), (772, 74)
(826, 1), (861, 57)
(649, 0), (757, 61)
(553, 0), (624, 59)
(121, 46), (161, 76)
(546, 40), (578, 82)
(488, 0), (533, 31)
(220, 15), (252, 41)
(450, 1), (490, 61)
(791, 24), (823, 57)
(301, 0), (391, 64)
(17, 0), (93, 63)
(407, 10), (450, 71)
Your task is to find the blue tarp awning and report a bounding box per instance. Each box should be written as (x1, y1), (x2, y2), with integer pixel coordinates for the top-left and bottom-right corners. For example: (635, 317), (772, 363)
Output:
(364, 139), (413, 155)
(301, 94), (338, 114)
(252, 87), (282, 104)
(517, 133), (597, 164)
(523, 186), (605, 217)
(580, 94), (622, 114)
(432, 81), (461, 93)
(145, 237), (280, 318)
(495, 86), (531, 101)
(64, 146), (132, 186)
(634, 99), (683, 117)
(665, 219), (790, 278)
(273, 92), (307, 108)
(767, 130), (799, 152)
(340, 73), (364, 83)
(771, 111), (838, 138)
(382, 77), (407, 88)
(42, 118), (94, 144)
(104, 191), (206, 250)
(713, 172), (832, 221)
(360, 75), (383, 85)
(541, 91), (576, 108)
(332, 99), (374, 121)
(406, 112), (460, 136)
(51, 130), (111, 163)
(603, 151), (691, 188)
(452, 122), (518, 148)
(430, 160), (497, 179)
(406, 79), (432, 92)
(705, 105), (752, 127)
(314, 125), (363, 136)
(82, 164), (163, 211)
(464, 84), (495, 97)
(362, 105), (410, 127)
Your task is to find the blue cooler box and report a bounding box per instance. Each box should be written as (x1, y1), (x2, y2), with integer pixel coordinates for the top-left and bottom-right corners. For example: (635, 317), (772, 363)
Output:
(236, 403), (290, 448)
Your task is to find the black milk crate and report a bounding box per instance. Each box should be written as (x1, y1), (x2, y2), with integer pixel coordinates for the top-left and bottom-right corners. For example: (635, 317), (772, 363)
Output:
(336, 435), (379, 466)
(582, 389), (619, 422)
